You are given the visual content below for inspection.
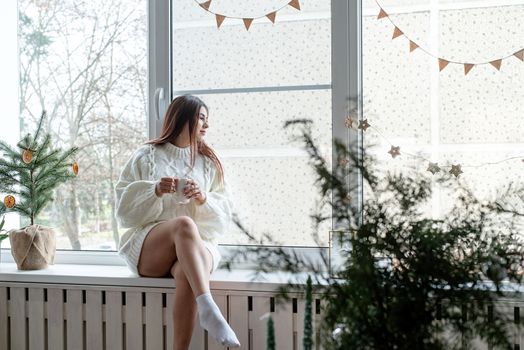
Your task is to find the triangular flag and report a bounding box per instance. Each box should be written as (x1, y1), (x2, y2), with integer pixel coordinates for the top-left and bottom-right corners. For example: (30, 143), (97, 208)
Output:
(243, 18), (253, 31)
(215, 14), (226, 28)
(490, 59), (502, 71)
(377, 8), (388, 19)
(289, 0), (301, 10)
(409, 41), (418, 52)
(464, 64), (474, 75)
(266, 11), (277, 23)
(392, 27), (403, 39)
(199, 0), (212, 10)
(438, 59), (449, 71)
(514, 49), (524, 61)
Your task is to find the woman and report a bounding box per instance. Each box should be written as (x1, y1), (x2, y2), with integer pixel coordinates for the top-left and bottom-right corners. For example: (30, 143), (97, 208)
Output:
(115, 95), (241, 349)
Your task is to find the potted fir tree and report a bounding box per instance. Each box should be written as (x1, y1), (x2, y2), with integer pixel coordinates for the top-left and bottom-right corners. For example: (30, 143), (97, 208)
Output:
(0, 111), (78, 270)
(230, 119), (524, 349)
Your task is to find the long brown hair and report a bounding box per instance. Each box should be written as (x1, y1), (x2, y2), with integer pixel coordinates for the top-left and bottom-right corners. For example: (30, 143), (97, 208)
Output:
(146, 94), (225, 186)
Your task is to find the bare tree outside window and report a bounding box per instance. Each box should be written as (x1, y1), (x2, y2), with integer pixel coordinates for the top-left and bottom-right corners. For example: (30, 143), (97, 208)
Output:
(17, 0), (147, 250)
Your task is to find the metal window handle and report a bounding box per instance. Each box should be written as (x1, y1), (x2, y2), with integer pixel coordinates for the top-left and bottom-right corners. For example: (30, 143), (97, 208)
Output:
(154, 87), (164, 121)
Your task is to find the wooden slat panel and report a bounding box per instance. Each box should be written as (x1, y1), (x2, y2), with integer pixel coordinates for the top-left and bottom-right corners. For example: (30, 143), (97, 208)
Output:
(0, 287), (8, 350)
(47, 289), (64, 350)
(250, 296), (269, 350)
(207, 293), (227, 350)
(229, 295), (249, 348)
(10, 287), (26, 350)
(273, 298), (293, 350)
(514, 304), (521, 350)
(166, 292), (174, 349)
(125, 292), (143, 350)
(297, 298), (307, 350)
(86, 290), (103, 350)
(313, 297), (324, 350)
(106, 291), (123, 350)
(28, 288), (45, 350)
(66, 290), (83, 350)
(145, 292), (163, 350)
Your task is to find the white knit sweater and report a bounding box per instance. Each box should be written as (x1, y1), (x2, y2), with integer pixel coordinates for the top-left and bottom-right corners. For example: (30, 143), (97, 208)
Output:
(115, 142), (233, 251)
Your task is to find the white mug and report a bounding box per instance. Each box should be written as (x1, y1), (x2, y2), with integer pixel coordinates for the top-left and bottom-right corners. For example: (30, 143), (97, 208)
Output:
(174, 178), (190, 204)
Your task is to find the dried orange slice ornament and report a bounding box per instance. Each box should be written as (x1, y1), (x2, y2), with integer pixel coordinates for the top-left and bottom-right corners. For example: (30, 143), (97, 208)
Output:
(72, 162), (79, 175)
(22, 149), (33, 164)
(4, 195), (15, 209)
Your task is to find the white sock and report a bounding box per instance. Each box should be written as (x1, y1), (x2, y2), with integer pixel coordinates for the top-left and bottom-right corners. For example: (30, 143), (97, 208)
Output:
(196, 292), (241, 348)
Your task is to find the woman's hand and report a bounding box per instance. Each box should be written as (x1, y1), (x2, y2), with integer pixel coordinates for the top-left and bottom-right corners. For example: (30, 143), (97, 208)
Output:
(155, 177), (178, 197)
(184, 179), (207, 205)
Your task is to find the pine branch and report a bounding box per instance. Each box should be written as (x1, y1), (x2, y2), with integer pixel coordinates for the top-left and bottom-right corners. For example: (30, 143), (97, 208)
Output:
(16, 133), (33, 152)
(0, 140), (20, 156)
(0, 109), (77, 225)
(31, 110), (46, 148)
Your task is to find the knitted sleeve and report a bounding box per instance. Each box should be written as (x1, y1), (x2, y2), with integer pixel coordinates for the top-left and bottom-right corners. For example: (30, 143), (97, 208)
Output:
(192, 159), (234, 243)
(115, 145), (163, 228)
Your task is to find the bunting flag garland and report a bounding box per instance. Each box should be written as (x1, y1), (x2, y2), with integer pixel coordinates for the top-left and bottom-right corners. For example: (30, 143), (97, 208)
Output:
(392, 27), (403, 39)
(266, 11), (277, 23)
(195, 0), (301, 30)
(515, 49), (524, 61)
(216, 14), (226, 28)
(243, 18), (253, 30)
(409, 41), (418, 52)
(376, 0), (524, 74)
(464, 64), (474, 75)
(438, 59), (450, 72)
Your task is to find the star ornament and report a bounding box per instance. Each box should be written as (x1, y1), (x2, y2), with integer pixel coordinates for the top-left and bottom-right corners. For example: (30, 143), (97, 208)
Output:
(427, 162), (441, 175)
(338, 157), (350, 167)
(344, 115), (356, 129)
(449, 164), (463, 178)
(388, 146), (401, 158)
(358, 119), (371, 131)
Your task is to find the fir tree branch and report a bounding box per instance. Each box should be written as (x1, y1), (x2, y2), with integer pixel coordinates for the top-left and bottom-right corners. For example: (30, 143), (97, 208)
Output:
(31, 110), (47, 148)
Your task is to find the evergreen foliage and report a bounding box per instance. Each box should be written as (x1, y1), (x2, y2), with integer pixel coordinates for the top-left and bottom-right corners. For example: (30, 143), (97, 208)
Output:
(267, 315), (275, 350)
(0, 111), (78, 226)
(229, 119), (524, 350)
(303, 275), (313, 350)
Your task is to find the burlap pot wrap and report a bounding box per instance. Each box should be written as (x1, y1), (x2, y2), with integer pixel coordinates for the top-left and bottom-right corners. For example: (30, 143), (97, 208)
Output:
(9, 225), (56, 270)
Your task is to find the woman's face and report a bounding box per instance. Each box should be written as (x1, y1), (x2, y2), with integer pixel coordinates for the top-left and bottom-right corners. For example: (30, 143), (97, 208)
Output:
(196, 106), (209, 140)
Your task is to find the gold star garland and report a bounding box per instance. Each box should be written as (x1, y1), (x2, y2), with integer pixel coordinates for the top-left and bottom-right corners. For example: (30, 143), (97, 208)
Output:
(376, 0), (524, 74)
(344, 115), (524, 178)
(194, 0), (301, 30)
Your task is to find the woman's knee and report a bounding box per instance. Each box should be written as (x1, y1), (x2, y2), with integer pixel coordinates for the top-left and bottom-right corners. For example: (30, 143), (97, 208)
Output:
(169, 216), (199, 240)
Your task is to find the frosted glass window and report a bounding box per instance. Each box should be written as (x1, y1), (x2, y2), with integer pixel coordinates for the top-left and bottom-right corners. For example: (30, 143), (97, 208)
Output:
(363, 1), (524, 225)
(172, 1), (332, 246)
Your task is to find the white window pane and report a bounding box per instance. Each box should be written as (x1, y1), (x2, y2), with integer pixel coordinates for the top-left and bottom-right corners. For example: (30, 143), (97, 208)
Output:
(15, 0), (147, 251)
(172, 1), (331, 90)
(200, 90), (332, 148)
(193, 90), (332, 247)
(224, 156), (331, 246)
(0, 0), (21, 245)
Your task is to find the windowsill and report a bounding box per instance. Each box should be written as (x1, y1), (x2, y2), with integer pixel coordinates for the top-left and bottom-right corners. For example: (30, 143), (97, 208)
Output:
(0, 263), (323, 292)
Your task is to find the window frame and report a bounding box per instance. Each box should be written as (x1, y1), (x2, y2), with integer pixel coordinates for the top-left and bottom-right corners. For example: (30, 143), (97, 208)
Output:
(0, 0), (362, 270)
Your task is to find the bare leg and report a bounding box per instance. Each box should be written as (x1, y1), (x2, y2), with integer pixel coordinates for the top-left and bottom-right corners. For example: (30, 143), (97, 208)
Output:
(137, 217), (239, 347)
(171, 261), (198, 350)
(138, 216), (213, 297)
